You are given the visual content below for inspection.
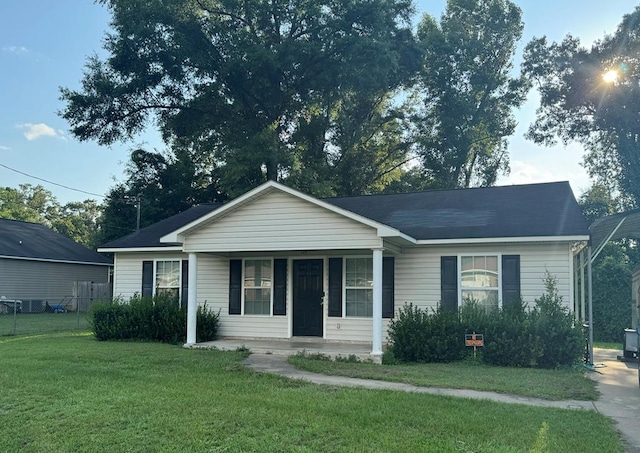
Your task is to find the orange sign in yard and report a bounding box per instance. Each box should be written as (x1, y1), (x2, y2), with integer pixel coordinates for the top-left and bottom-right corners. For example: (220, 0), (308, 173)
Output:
(465, 333), (484, 347)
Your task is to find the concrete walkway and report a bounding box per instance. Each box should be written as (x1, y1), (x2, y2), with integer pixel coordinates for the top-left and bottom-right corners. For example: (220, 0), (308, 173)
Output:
(242, 348), (640, 452)
(589, 349), (640, 453)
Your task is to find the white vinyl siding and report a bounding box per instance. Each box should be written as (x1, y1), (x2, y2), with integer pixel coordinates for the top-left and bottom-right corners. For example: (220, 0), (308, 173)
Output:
(182, 190), (381, 252)
(113, 252), (187, 301)
(395, 243), (574, 315)
(324, 318), (392, 343)
(113, 252), (289, 339)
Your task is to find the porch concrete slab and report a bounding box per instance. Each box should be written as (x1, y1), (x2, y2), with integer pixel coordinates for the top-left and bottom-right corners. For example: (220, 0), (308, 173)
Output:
(189, 338), (373, 360)
(589, 348), (640, 453)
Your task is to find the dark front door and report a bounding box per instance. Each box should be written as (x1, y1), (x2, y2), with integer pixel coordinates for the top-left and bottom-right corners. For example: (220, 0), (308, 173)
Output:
(293, 259), (323, 337)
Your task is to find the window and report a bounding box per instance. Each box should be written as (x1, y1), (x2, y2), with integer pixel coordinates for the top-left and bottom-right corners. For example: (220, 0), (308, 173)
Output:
(244, 259), (272, 315)
(345, 257), (373, 317)
(155, 260), (181, 299)
(460, 255), (499, 311)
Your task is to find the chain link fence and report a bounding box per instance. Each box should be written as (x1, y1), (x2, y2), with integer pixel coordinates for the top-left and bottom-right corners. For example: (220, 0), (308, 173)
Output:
(0, 282), (112, 337)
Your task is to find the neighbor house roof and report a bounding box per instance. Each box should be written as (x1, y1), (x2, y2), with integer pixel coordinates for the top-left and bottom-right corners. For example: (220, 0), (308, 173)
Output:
(0, 219), (112, 266)
(99, 181), (589, 250)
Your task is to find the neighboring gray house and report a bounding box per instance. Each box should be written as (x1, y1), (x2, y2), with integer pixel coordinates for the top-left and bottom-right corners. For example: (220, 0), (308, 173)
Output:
(99, 181), (590, 356)
(0, 219), (112, 311)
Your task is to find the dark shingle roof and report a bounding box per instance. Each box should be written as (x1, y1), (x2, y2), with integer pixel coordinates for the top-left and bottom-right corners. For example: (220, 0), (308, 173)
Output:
(100, 203), (223, 249)
(100, 182), (589, 249)
(325, 181), (589, 240)
(0, 219), (112, 265)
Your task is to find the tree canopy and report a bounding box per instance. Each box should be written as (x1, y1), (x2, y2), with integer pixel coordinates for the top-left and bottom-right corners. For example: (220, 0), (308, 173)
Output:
(61, 0), (420, 197)
(410, 0), (529, 188)
(100, 146), (226, 243)
(523, 6), (640, 204)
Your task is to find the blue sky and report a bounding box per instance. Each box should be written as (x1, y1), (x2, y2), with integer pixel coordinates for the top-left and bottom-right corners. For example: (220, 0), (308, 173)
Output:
(0, 1), (635, 204)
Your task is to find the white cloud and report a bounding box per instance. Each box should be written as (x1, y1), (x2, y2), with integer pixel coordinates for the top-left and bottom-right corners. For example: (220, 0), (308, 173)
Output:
(0, 145), (11, 151)
(17, 123), (60, 141)
(2, 45), (28, 55)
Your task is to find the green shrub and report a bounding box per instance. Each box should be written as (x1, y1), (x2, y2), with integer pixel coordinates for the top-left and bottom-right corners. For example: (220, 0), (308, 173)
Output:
(387, 303), (433, 362)
(482, 299), (541, 367)
(592, 249), (632, 342)
(89, 294), (219, 344)
(388, 273), (582, 368)
(388, 304), (465, 363)
(531, 273), (584, 368)
(196, 304), (221, 343)
(423, 309), (465, 362)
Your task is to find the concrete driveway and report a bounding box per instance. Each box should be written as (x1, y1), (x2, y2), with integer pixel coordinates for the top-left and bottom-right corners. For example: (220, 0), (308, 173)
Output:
(590, 349), (640, 453)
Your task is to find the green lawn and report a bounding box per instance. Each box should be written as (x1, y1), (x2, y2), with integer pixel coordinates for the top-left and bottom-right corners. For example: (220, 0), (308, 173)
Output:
(594, 341), (623, 351)
(289, 354), (599, 401)
(0, 333), (624, 452)
(0, 312), (90, 336)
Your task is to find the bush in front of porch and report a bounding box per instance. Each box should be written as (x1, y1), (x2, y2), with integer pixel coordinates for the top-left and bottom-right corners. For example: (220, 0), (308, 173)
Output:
(89, 293), (219, 343)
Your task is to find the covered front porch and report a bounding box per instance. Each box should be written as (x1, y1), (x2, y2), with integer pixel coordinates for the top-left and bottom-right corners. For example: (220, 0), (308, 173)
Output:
(160, 182), (410, 358)
(183, 249), (392, 358)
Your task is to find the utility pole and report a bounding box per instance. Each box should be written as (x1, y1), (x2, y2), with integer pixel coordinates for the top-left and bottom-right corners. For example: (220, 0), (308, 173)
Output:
(124, 195), (142, 231)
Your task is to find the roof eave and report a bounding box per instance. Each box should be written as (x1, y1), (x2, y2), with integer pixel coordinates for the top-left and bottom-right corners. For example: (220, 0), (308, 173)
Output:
(0, 254), (113, 266)
(414, 235), (590, 245)
(97, 246), (184, 253)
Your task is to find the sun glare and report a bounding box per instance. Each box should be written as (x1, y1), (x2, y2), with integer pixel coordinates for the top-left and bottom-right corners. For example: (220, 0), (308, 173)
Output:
(603, 69), (618, 83)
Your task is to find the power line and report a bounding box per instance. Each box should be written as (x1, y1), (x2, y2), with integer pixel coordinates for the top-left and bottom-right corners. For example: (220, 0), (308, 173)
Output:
(0, 162), (106, 198)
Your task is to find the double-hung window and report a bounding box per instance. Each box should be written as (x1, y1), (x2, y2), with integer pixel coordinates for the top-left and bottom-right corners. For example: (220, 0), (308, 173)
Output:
(155, 260), (181, 299)
(244, 259), (272, 315)
(345, 257), (373, 317)
(460, 255), (499, 311)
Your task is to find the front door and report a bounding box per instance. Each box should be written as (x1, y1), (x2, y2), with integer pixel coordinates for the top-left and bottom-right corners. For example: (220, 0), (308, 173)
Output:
(293, 259), (323, 337)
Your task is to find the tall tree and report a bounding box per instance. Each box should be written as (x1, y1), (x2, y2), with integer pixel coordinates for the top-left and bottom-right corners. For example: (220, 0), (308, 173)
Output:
(0, 184), (60, 226)
(53, 200), (103, 250)
(523, 6), (640, 204)
(60, 0), (418, 197)
(100, 147), (226, 243)
(410, 0), (529, 189)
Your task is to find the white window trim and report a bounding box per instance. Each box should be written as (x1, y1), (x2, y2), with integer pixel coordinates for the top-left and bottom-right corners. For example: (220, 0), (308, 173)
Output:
(153, 259), (182, 299)
(241, 257), (274, 316)
(457, 253), (503, 309)
(343, 256), (374, 319)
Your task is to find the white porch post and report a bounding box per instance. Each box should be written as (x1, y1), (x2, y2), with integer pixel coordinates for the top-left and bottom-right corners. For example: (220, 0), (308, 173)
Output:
(186, 252), (198, 345)
(371, 248), (383, 358)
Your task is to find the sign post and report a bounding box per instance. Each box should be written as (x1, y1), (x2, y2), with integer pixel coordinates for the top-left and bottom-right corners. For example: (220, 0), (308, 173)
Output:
(465, 332), (484, 359)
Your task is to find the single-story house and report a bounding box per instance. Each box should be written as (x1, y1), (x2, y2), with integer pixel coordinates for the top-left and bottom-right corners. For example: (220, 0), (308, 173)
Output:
(0, 219), (112, 312)
(99, 181), (590, 356)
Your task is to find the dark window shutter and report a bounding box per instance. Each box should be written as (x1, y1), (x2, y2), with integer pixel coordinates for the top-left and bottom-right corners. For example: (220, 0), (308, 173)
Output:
(181, 260), (189, 309)
(328, 258), (342, 317)
(440, 256), (458, 312)
(142, 261), (153, 298)
(502, 255), (521, 307)
(273, 259), (287, 316)
(382, 257), (395, 318)
(229, 259), (242, 315)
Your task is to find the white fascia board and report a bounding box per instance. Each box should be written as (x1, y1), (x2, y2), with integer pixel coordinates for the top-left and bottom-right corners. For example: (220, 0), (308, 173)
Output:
(414, 235), (590, 246)
(160, 180), (416, 244)
(97, 246), (184, 253)
(0, 254), (113, 267)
